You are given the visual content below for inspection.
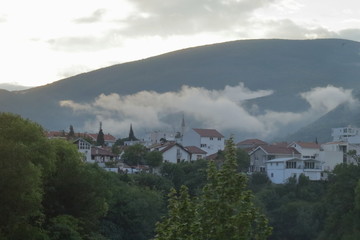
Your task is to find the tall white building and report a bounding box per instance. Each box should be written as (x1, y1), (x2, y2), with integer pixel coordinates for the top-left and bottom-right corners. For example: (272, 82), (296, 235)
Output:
(331, 126), (360, 142)
(182, 128), (225, 156)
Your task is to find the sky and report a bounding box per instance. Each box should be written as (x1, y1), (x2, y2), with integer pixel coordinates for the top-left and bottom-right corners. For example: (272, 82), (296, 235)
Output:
(1, 0), (360, 88)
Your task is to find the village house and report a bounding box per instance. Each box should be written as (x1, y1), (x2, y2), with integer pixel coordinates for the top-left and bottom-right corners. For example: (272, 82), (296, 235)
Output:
(73, 138), (92, 162)
(153, 142), (191, 163)
(249, 145), (301, 173)
(184, 146), (207, 161)
(317, 126), (360, 171)
(91, 146), (117, 163)
(182, 128), (225, 156)
(287, 141), (320, 159)
(266, 157), (323, 184)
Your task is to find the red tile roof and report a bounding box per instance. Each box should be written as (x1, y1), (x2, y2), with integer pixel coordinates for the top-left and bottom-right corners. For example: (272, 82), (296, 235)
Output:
(159, 142), (180, 153)
(193, 128), (224, 138)
(91, 146), (116, 156)
(185, 146), (207, 154)
(290, 142), (320, 149)
(260, 145), (300, 155)
(86, 133), (116, 142)
(237, 139), (267, 146)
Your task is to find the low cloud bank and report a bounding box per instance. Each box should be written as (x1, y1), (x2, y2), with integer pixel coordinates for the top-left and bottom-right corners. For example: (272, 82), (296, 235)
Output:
(60, 83), (358, 139)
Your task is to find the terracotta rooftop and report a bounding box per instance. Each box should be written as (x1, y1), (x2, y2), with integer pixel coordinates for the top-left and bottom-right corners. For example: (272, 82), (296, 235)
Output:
(259, 145), (300, 155)
(185, 146), (207, 154)
(193, 128), (224, 138)
(237, 138), (267, 146)
(290, 141), (320, 149)
(86, 133), (116, 142)
(91, 146), (116, 156)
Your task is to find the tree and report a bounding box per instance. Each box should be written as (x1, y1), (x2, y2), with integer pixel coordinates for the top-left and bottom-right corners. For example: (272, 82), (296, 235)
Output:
(96, 128), (105, 146)
(215, 148), (250, 172)
(0, 113), (55, 238)
(128, 124), (138, 141)
(100, 173), (165, 240)
(122, 144), (147, 166)
(68, 125), (75, 139)
(154, 137), (272, 240)
(154, 186), (195, 240)
(318, 163), (360, 240)
(145, 151), (163, 170)
(43, 139), (110, 234)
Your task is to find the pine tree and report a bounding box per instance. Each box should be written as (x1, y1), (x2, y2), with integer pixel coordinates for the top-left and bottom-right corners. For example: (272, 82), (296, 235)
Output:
(128, 124), (137, 141)
(96, 122), (105, 146)
(154, 137), (272, 240)
(68, 125), (75, 139)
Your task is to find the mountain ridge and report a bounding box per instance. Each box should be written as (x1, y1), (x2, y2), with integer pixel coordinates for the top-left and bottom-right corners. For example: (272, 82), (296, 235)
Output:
(1, 38), (359, 141)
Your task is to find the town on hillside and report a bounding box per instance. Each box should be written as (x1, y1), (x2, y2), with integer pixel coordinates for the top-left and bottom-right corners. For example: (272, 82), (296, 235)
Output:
(46, 121), (360, 184)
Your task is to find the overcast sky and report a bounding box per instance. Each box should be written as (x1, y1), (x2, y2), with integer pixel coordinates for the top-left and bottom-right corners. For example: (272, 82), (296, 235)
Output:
(1, 0), (360, 87)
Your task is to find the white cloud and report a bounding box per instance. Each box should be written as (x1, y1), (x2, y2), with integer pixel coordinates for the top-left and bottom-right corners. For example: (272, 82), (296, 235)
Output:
(59, 83), (359, 139)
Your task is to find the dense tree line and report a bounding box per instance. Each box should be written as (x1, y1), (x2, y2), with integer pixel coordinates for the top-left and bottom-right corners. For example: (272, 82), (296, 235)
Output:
(0, 113), (166, 240)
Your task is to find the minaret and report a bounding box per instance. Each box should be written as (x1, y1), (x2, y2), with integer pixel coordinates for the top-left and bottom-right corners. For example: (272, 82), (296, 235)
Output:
(181, 114), (185, 138)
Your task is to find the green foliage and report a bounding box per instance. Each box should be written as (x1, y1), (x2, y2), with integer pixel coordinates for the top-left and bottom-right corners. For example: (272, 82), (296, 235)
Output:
(154, 137), (272, 240)
(154, 186), (195, 240)
(255, 173), (327, 240)
(47, 215), (82, 240)
(160, 159), (208, 195)
(216, 147), (250, 172)
(0, 113), (170, 239)
(100, 174), (165, 240)
(122, 143), (148, 166)
(0, 113), (54, 238)
(318, 163), (360, 240)
(129, 173), (173, 193)
(145, 151), (163, 168)
(43, 140), (110, 231)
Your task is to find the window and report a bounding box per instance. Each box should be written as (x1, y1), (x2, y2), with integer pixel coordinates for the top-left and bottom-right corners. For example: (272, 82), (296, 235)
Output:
(200, 144), (207, 147)
(218, 137), (221, 140)
(305, 161), (315, 169)
(286, 161), (297, 169)
(196, 155), (202, 160)
(210, 137), (213, 140)
(260, 167), (265, 172)
(271, 173), (274, 178)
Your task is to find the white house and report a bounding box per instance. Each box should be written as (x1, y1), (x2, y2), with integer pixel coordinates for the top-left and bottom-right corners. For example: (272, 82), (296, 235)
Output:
(73, 138), (93, 163)
(266, 157), (323, 184)
(331, 126), (360, 142)
(182, 128), (225, 156)
(288, 141), (320, 159)
(249, 145), (301, 173)
(158, 142), (191, 163)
